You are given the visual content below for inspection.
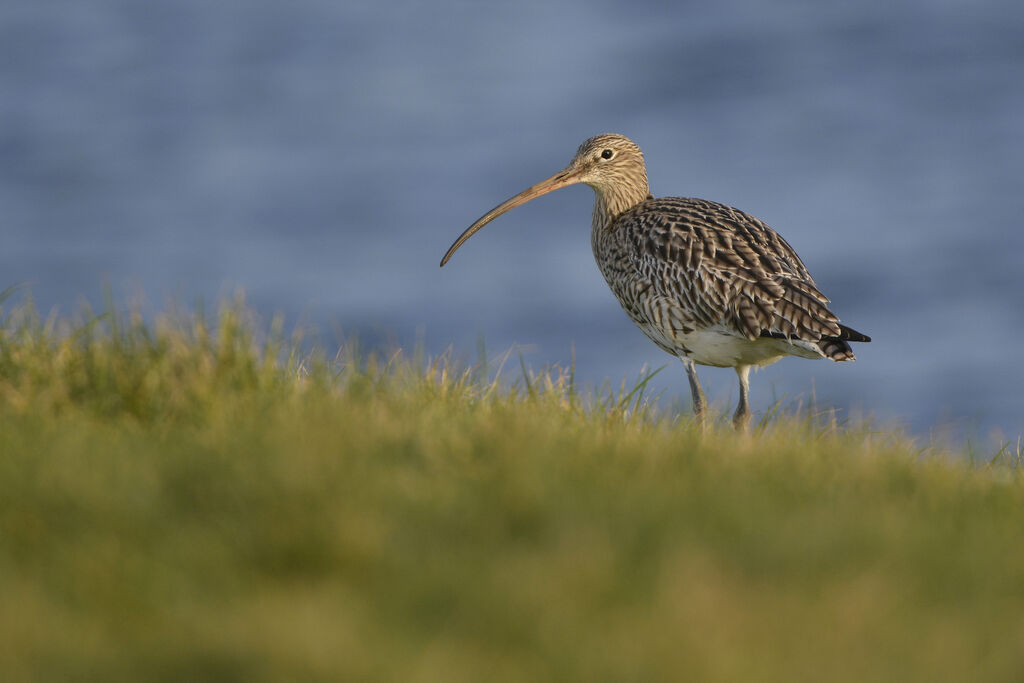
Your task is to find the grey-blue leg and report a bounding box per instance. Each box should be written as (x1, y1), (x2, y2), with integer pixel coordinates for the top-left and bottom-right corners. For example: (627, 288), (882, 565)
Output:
(733, 364), (752, 431)
(681, 357), (707, 428)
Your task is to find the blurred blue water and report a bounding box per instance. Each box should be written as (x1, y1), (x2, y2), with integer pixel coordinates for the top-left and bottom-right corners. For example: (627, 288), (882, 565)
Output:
(2, 0), (1022, 441)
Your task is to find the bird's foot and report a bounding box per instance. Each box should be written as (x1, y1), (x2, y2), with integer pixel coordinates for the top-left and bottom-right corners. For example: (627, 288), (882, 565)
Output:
(732, 408), (751, 433)
(693, 407), (708, 433)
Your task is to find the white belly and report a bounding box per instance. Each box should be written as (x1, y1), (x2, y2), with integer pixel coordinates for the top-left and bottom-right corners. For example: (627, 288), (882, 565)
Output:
(638, 323), (824, 368)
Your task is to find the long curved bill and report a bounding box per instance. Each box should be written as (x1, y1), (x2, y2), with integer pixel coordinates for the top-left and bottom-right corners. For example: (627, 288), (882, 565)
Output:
(440, 164), (584, 267)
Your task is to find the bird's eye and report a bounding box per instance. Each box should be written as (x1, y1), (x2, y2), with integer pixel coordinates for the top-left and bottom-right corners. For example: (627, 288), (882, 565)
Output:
(601, 149), (613, 160)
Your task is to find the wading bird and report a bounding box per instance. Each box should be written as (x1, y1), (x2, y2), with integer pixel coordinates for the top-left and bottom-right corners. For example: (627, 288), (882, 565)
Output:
(440, 134), (869, 430)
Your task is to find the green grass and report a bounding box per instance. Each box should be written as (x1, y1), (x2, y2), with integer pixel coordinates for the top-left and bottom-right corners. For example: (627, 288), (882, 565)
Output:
(1, 299), (1023, 682)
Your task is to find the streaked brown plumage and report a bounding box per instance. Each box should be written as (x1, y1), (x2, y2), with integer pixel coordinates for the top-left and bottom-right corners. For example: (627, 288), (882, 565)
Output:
(441, 134), (869, 429)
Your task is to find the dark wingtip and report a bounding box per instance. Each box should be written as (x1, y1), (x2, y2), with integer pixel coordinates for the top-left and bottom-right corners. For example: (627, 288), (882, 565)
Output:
(838, 324), (871, 343)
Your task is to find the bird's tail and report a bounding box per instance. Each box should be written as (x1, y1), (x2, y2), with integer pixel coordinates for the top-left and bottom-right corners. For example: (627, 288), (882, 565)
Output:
(819, 324), (871, 362)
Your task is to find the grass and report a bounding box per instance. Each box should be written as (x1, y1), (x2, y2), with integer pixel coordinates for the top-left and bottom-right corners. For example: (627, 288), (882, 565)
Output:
(1, 298), (1023, 682)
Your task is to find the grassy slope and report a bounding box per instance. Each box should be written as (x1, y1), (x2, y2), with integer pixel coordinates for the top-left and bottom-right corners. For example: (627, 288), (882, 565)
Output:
(1, 304), (1023, 682)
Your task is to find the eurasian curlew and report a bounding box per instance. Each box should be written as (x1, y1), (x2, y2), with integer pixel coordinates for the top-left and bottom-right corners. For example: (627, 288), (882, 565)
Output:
(441, 134), (870, 430)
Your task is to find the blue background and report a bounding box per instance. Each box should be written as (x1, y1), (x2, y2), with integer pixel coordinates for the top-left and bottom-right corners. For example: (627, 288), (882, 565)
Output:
(3, 0), (1022, 440)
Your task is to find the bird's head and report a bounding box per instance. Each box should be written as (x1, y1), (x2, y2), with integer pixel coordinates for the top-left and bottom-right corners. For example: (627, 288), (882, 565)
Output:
(566, 133), (648, 194)
(440, 134), (650, 267)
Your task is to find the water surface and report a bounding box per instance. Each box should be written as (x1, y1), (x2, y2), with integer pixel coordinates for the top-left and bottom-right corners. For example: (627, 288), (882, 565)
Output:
(2, 0), (1022, 440)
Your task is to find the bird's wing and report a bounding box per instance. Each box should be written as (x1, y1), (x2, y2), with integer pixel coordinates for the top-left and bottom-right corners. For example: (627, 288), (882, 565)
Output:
(621, 197), (844, 342)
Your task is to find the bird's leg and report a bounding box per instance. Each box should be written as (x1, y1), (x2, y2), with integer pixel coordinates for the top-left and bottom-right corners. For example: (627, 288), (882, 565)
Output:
(681, 358), (707, 430)
(733, 364), (752, 432)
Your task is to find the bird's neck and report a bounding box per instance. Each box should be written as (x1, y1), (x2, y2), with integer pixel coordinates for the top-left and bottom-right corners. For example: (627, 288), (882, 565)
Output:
(589, 175), (650, 231)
